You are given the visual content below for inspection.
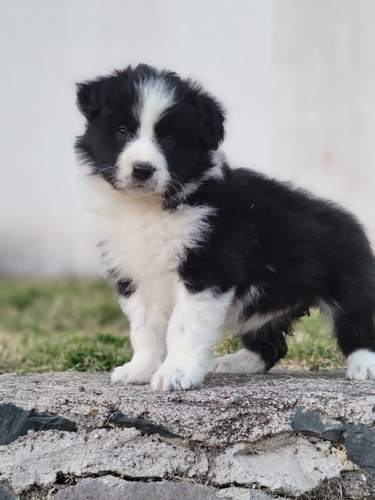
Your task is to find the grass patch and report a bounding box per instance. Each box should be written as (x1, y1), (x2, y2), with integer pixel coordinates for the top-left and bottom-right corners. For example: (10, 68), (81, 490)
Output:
(0, 279), (345, 374)
(0, 279), (132, 374)
(280, 311), (345, 369)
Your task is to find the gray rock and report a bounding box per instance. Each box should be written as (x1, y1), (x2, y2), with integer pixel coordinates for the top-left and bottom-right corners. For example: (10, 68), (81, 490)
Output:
(217, 487), (287, 499)
(291, 406), (375, 468)
(1, 370), (374, 446)
(343, 426), (375, 468)
(52, 476), (220, 500)
(0, 427), (209, 494)
(0, 402), (77, 445)
(0, 484), (16, 500)
(209, 435), (343, 495)
(1, 370), (375, 499)
(291, 406), (347, 443)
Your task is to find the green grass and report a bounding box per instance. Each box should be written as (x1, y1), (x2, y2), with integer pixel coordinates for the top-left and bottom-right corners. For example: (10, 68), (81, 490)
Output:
(280, 312), (345, 369)
(0, 279), (345, 374)
(0, 279), (132, 374)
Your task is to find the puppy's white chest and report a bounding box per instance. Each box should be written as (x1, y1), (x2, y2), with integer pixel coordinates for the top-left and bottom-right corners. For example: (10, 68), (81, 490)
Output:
(96, 189), (211, 288)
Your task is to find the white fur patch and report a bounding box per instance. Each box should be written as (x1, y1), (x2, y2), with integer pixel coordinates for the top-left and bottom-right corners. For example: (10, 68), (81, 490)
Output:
(318, 300), (341, 334)
(223, 284), (280, 335)
(225, 301), (282, 335)
(85, 176), (213, 289)
(346, 349), (375, 381)
(151, 284), (235, 391)
(207, 150), (226, 180)
(86, 176), (217, 388)
(116, 78), (175, 193)
(243, 285), (264, 307)
(209, 348), (266, 374)
(111, 291), (168, 385)
(136, 78), (176, 138)
(239, 311), (280, 334)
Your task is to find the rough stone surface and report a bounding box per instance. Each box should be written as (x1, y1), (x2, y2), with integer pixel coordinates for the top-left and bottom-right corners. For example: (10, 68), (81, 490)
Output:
(52, 476), (220, 500)
(1, 370), (375, 499)
(217, 488), (280, 500)
(209, 436), (344, 494)
(343, 425), (375, 468)
(0, 483), (16, 500)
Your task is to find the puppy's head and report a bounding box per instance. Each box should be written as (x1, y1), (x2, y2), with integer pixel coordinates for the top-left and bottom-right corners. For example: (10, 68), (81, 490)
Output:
(75, 64), (225, 201)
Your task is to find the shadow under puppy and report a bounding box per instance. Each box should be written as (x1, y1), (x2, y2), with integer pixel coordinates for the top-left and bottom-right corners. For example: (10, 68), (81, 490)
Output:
(75, 64), (375, 391)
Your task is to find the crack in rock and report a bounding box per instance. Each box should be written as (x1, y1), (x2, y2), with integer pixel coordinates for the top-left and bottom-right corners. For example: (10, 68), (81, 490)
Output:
(108, 411), (185, 439)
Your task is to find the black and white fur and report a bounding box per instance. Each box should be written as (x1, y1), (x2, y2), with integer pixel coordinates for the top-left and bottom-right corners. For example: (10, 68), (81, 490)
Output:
(75, 64), (375, 391)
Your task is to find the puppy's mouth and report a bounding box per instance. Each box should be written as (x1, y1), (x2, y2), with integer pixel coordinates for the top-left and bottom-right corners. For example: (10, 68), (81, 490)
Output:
(114, 162), (163, 195)
(108, 168), (184, 210)
(114, 177), (159, 194)
(129, 178), (158, 193)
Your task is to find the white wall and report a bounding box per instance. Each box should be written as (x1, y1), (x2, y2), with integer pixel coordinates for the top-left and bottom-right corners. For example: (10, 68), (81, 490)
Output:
(1, 0), (374, 275)
(271, 0), (375, 244)
(0, 0), (275, 275)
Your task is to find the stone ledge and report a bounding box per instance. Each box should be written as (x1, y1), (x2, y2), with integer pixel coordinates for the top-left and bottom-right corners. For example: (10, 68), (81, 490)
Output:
(0, 370), (375, 499)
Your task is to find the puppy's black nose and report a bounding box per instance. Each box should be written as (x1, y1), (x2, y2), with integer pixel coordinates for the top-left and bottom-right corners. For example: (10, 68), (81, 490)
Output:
(132, 162), (155, 180)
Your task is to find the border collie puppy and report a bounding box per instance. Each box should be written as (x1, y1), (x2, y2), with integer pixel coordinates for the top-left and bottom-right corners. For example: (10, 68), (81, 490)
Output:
(75, 64), (375, 391)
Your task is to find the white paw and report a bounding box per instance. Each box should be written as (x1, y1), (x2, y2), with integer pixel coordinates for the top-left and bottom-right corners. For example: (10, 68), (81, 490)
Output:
(111, 359), (158, 385)
(346, 349), (375, 381)
(209, 348), (266, 374)
(150, 362), (204, 391)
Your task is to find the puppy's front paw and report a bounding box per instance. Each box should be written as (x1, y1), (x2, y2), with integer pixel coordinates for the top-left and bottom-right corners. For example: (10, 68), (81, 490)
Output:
(150, 362), (203, 391)
(111, 360), (157, 385)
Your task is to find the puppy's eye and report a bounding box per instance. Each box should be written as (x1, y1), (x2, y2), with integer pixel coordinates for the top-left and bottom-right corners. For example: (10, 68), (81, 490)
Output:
(163, 134), (176, 145)
(116, 126), (130, 139)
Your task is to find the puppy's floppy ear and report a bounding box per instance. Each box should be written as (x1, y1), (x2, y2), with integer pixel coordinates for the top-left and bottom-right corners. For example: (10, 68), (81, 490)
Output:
(199, 93), (225, 150)
(76, 79), (106, 119)
(190, 85), (225, 150)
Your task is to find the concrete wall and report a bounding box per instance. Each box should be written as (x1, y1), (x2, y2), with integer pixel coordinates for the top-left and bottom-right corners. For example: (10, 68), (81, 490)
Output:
(1, 0), (374, 275)
(271, 0), (375, 243)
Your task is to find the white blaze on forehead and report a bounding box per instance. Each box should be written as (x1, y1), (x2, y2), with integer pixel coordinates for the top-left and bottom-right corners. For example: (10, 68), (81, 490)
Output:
(115, 77), (175, 192)
(136, 78), (176, 139)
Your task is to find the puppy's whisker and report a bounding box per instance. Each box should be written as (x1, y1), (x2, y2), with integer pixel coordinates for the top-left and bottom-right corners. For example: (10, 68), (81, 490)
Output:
(98, 163), (115, 174)
(167, 173), (188, 205)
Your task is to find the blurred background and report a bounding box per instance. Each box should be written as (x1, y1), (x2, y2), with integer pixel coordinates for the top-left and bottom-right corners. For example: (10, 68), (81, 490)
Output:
(1, 0), (375, 277)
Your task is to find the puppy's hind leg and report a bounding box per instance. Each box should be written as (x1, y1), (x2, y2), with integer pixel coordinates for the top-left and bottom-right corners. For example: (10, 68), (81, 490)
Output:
(328, 302), (375, 381)
(209, 347), (267, 374)
(210, 320), (289, 374)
